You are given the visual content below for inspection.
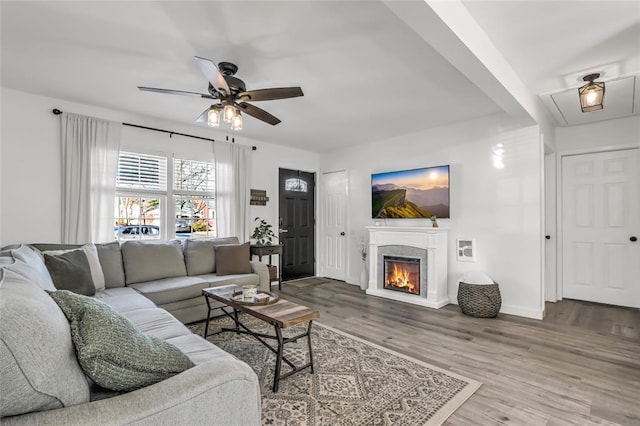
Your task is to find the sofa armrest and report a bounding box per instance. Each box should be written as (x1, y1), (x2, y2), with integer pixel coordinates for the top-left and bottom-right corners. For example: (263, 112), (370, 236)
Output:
(3, 359), (261, 426)
(250, 260), (271, 292)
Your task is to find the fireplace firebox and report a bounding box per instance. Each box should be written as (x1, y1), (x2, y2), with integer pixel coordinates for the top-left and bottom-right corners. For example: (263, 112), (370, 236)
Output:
(383, 255), (420, 295)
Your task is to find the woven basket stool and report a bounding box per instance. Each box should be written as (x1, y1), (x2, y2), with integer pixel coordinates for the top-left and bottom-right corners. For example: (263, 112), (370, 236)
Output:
(457, 282), (502, 318)
(267, 264), (278, 281)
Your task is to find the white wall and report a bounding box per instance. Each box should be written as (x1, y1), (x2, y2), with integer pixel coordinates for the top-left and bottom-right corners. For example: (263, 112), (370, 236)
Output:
(320, 113), (544, 319)
(0, 87), (320, 245)
(555, 115), (640, 153)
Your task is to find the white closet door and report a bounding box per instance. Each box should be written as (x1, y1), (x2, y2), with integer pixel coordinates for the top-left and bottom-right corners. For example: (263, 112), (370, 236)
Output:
(321, 170), (347, 281)
(562, 148), (639, 308)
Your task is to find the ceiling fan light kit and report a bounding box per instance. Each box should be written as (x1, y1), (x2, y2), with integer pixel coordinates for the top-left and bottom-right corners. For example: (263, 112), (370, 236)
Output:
(138, 56), (304, 131)
(578, 73), (605, 112)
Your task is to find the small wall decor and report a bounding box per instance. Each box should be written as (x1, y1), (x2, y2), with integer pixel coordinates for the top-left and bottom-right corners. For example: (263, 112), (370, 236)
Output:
(250, 189), (269, 206)
(456, 239), (476, 261)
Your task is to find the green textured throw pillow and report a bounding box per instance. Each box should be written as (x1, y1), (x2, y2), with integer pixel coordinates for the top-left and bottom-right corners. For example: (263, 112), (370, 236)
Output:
(47, 290), (194, 391)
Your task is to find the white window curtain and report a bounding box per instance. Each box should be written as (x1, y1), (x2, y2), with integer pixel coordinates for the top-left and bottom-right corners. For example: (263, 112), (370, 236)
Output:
(215, 142), (252, 241)
(61, 113), (122, 244)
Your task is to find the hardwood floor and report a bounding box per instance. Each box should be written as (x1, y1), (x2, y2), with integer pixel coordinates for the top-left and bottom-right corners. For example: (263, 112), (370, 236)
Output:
(276, 278), (640, 425)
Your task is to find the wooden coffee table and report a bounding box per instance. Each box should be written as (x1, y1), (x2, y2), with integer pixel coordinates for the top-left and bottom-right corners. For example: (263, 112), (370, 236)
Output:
(202, 284), (320, 392)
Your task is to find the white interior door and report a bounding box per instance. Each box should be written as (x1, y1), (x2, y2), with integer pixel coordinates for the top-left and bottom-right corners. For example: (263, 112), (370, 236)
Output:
(562, 148), (639, 308)
(321, 170), (347, 281)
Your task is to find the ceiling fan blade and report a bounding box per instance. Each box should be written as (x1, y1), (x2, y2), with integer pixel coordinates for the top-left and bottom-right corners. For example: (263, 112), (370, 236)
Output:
(138, 86), (216, 99)
(194, 56), (230, 95)
(195, 107), (210, 123)
(237, 102), (281, 125)
(238, 87), (304, 102)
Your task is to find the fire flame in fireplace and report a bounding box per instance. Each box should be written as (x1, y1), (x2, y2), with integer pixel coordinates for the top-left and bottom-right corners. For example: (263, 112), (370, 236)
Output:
(387, 263), (418, 294)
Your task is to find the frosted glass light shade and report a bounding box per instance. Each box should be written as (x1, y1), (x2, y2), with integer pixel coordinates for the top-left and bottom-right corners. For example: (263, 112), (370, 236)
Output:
(207, 108), (220, 127)
(578, 74), (605, 113)
(223, 104), (236, 123)
(231, 112), (243, 131)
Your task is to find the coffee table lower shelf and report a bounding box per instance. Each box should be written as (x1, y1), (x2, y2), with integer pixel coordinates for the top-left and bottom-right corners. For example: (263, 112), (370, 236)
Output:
(202, 286), (319, 393)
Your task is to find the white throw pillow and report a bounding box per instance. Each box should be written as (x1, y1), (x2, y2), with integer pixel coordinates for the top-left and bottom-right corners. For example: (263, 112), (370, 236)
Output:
(7, 245), (57, 291)
(42, 244), (106, 292)
(459, 271), (494, 285)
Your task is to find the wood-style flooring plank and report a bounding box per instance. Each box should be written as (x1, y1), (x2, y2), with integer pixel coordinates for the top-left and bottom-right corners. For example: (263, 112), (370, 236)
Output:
(276, 278), (640, 426)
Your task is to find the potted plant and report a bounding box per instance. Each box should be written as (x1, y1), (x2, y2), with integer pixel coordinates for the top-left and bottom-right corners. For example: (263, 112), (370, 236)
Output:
(251, 217), (276, 246)
(430, 215), (439, 228)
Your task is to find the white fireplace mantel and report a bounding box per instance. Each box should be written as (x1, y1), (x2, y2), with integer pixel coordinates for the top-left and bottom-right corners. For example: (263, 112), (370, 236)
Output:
(366, 226), (449, 309)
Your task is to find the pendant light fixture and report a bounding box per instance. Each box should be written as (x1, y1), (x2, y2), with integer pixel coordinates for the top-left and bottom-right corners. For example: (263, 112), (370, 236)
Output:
(578, 73), (605, 112)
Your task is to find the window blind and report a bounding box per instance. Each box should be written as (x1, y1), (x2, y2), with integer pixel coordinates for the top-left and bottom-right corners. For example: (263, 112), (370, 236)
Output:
(116, 151), (167, 191)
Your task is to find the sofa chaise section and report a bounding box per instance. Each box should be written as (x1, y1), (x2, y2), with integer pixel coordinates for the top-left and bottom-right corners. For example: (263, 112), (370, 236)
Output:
(0, 246), (261, 425)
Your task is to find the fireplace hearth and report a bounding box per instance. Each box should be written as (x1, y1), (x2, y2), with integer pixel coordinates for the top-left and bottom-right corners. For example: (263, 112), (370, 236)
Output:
(366, 226), (449, 309)
(383, 256), (420, 295)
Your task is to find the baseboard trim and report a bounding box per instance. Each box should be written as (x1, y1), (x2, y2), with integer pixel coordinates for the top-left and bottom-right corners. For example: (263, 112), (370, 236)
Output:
(449, 297), (544, 320)
(499, 304), (544, 320)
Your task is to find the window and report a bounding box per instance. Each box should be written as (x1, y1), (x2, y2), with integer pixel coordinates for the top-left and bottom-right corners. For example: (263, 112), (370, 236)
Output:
(173, 158), (216, 238)
(285, 178), (308, 192)
(114, 152), (216, 241)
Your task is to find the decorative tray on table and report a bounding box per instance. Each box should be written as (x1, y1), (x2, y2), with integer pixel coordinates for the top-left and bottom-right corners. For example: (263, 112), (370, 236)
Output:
(231, 291), (279, 305)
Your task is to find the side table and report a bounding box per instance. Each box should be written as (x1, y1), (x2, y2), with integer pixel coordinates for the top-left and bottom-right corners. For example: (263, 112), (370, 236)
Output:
(250, 244), (283, 289)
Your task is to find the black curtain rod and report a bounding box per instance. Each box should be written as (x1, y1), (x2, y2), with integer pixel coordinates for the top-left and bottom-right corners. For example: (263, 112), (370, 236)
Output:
(52, 108), (257, 150)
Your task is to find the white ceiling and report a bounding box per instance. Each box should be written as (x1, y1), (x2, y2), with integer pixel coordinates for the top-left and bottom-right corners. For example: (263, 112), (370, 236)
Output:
(2, 1), (639, 152)
(462, 0), (640, 126)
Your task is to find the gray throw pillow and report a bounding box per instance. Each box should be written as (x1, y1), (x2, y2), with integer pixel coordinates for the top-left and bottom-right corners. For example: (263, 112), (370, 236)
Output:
(44, 250), (95, 296)
(215, 242), (252, 275)
(47, 290), (195, 392)
(95, 241), (125, 288)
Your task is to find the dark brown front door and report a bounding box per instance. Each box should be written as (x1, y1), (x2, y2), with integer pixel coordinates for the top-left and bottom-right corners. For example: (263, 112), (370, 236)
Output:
(279, 168), (315, 281)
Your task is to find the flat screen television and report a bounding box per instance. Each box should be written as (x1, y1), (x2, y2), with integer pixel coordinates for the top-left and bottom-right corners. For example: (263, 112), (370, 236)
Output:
(371, 165), (450, 219)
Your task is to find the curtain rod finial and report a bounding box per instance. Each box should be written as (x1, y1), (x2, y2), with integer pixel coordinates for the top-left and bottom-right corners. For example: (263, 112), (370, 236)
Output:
(52, 108), (62, 115)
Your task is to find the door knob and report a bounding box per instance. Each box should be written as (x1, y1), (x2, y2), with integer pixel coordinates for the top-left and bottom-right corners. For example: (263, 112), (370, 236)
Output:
(631, 236), (638, 242)
(279, 229), (288, 233)
(545, 235), (551, 240)
(340, 232), (345, 236)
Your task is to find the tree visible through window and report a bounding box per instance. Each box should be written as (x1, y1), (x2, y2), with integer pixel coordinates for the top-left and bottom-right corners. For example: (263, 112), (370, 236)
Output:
(173, 158), (216, 238)
(114, 152), (216, 240)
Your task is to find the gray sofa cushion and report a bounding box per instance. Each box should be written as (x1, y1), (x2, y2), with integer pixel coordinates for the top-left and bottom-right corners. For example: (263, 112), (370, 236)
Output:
(122, 308), (192, 341)
(0, 269), (90, 417)
(44, 250), (95, 296)
(197, 273), (260, 288)
(215, 242), (252, 275)
(93, 287), (156, 313)
(122, 240), (187, 285)
(48, 290), (195, 392)
(183, 237), (239, 276)
(127, 276), (208, 306)
(96, 242), (125, 288)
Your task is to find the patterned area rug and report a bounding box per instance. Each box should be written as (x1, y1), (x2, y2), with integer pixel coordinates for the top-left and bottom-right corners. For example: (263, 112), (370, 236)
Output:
(188, 315), (480, 425)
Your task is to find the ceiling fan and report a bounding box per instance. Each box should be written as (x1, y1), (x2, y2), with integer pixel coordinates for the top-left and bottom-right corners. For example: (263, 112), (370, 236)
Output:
(138, 56), (304, 130)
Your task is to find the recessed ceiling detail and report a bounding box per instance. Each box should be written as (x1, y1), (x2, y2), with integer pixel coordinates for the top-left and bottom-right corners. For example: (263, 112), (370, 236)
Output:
(543, 75), (637, 126)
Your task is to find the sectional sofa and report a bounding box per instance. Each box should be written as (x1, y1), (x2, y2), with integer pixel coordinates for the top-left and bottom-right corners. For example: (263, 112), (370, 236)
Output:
(0, 238), (270, 425)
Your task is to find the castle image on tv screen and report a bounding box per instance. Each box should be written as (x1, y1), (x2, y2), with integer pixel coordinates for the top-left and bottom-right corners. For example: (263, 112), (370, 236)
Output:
(371, 165), (450, 219)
